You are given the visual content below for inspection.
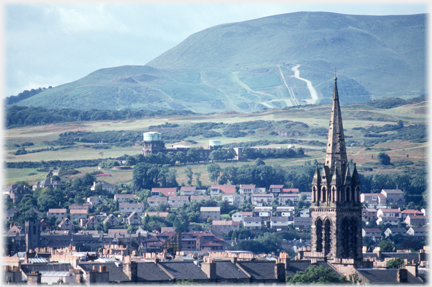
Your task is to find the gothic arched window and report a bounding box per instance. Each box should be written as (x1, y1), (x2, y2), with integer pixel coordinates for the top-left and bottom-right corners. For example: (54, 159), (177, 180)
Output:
(324, 219), (331, 255)
(316, 218), (323, 252)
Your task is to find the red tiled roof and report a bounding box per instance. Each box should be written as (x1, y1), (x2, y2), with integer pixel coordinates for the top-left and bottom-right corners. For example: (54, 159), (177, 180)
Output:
(180, 186), (196, 191)
(152, 188), (177, 196)
(211, 185), (236, 194)
(282, 188), (299, 193)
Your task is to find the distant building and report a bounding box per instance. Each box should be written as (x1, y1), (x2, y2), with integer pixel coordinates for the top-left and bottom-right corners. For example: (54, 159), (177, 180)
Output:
(151, 188), (177, 197)
(114, 194), (136, 202)
(211, 220), (239, 236)
(200, 207), (221, 222)
(221, 194), (244, 206)
(47, 208), (67, 221)
(91, 181), (117, 193)
(362, 228), (382, 242)
(380, 189), (405, 206)
(119, 203), (144, 214)
(404, 215), (427, 227)
(168, 196), (189, 209)
(147, 197), (168, 209)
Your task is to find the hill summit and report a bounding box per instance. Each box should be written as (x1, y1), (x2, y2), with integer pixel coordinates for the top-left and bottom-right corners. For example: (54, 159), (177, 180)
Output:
(15, 12), (425, 113)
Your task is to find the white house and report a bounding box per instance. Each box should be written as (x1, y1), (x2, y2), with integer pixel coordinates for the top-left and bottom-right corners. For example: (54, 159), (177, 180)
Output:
(119, 203), (144, 214)
(114, 194), (136, 202)
(91, 181), (117, 193)
(147, 197), (168, 208)
(168, 196), (189, 209)
(298, 209), (310, 218)
(251, 194), (274, 206)
(384, 227), (407, 238)
(278, 193), (300, 205)
(270, 216), (289, 231)
(239, 185), (265, 196)
(362, 228), (382, 242)
(406, 227), (427, 239)
(221, 194), (244, 206)
(377, 208), (401, 219)
(243, 217), (262, 230)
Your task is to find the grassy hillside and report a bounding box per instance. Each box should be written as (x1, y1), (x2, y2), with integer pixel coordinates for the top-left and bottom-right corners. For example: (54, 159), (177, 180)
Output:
(14, 12), (425, 113)
(4, 99), (427, 186)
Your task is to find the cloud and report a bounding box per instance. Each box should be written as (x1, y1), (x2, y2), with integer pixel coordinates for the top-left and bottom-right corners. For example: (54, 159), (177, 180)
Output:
(43, 4), (129, 34)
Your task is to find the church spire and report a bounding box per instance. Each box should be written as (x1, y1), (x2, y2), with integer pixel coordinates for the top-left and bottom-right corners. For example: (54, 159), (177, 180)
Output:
(324, 76), (348, 179)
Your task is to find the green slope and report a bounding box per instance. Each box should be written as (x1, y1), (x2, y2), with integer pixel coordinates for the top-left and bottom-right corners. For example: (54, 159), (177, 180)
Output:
(16, 12), (425, 113)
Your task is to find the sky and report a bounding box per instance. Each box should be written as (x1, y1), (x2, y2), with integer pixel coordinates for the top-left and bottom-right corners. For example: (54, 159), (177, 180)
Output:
(3, 1), (429, 98)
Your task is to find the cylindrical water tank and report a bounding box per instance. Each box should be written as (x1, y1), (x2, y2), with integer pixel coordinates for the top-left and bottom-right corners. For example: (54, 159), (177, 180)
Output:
(143, 132), (161, 142)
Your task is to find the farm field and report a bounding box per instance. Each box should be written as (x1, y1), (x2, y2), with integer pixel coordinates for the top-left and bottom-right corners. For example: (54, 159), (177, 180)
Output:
(4, 100), (427, 188)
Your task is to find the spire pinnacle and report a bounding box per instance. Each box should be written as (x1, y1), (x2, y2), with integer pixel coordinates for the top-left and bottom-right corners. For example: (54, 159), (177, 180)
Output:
(324, 75), (347, 179)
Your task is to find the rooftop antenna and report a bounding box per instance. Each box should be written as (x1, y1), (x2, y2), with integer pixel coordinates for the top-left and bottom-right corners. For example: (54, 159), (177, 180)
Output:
(334, 67), (337, 80)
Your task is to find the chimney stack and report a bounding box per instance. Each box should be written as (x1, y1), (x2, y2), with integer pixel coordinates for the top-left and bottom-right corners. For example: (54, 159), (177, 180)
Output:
(397, 268), (408, 283)
(201, 257), (216, 280)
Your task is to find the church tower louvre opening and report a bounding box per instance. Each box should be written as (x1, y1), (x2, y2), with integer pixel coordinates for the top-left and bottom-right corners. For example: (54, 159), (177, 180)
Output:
(308, 76), (363, 263)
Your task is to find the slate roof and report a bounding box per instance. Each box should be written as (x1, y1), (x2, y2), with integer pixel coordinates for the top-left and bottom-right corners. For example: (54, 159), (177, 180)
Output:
(237, 261), (277, 280)
(159, 261), (209, 280)
(215, 261), (250, 280)
(357, 268), (423, 284)
(136, 262), (173, 282)
(21, 263), (73, 274)
(79, 262), (130, 282)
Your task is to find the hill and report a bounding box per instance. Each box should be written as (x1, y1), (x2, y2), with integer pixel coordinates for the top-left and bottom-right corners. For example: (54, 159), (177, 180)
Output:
(14, 12), (425, 113)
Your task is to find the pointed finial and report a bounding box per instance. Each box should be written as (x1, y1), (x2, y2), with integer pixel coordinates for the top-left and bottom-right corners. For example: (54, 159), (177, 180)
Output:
(334, 67), (337, 81)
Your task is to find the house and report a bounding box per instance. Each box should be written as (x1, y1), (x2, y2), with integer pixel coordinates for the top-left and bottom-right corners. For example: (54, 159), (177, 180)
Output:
(114, 194), (136, 202)
(401, 209), (424, 220)
(108, 229), (128, 236)
(362, 228), (382, 242)
(221, 194), (244, 206)
(168, 196), (189, 209)
(251, 194), (274, 206)
(299, 192), (312, 203)
(362, 208), (377, 223)
(58, 218), (74, 231)
(406, 227), (427, 240)
(25, 207), (44, 219)
(147, 197), (168, 209)
(380, 189), (405, 206)
(103, 214), (120, 227)
(210, 185), (236, 197)
(80, 216), (99, 229)
(243, 217), (262, 230)
(126, 211), (141, 225)
(39, 219), (51, 232)
(404, 215), (427, 227)
(144, 212), (169, 218)
(70, 209), (88, 222)
(180, 186), (205, 196)
(47, 208), (67, 221)
(190, 195), (211, 203)
(293, 217), (311, 230)
(119, 203), (144, 214)
(278, 193), (299, 205)
(91, 181), (117, 193)
(32, 178), (65, 190)
(199, 207), (220, 221)
(86, 196), (108, 205)
(275, 206), (295, 217)
(377, 208), (401, 219)
(4, 184), (33, 203)
(238, 185), (265, 196)
(211, 220), (239, 236)
(270, 216), (289, 231)
(69, 203), (90, 212)
(298, 209), (310, 218)
(253, 207), (272, 221)
(151, 188), (177, 197)
(269, 185), (283, 193)
(6, 207), (18, 221)
(231, 211), (252, 222)
(360, 193), (381, 206)
(376, 216), (399, 226)
(282, 188), (299, 193)
(384, 227), (407, 238)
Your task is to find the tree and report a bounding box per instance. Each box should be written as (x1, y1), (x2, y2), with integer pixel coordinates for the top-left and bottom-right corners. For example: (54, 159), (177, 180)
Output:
(378, 152), (391, 165)
(386, 258), (404, 269)
(185, 167), (193, 185)
(379, 240), (395, 252)
(207, 163), (221, 183)
(194, 172), (202, 188)
(254, 158), (265, 166)
(286, 265), (348, 284)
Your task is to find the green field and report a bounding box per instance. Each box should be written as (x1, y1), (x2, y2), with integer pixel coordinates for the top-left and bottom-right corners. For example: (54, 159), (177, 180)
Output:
(4, 100), (427, 187)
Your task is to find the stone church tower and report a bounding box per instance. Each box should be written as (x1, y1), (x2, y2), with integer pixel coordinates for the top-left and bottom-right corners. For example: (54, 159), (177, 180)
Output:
(309, 76), (362, 263)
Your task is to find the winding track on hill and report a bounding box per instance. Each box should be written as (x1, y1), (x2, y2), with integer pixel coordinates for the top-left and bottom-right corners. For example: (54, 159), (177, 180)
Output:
(291, 64), (319, 104)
